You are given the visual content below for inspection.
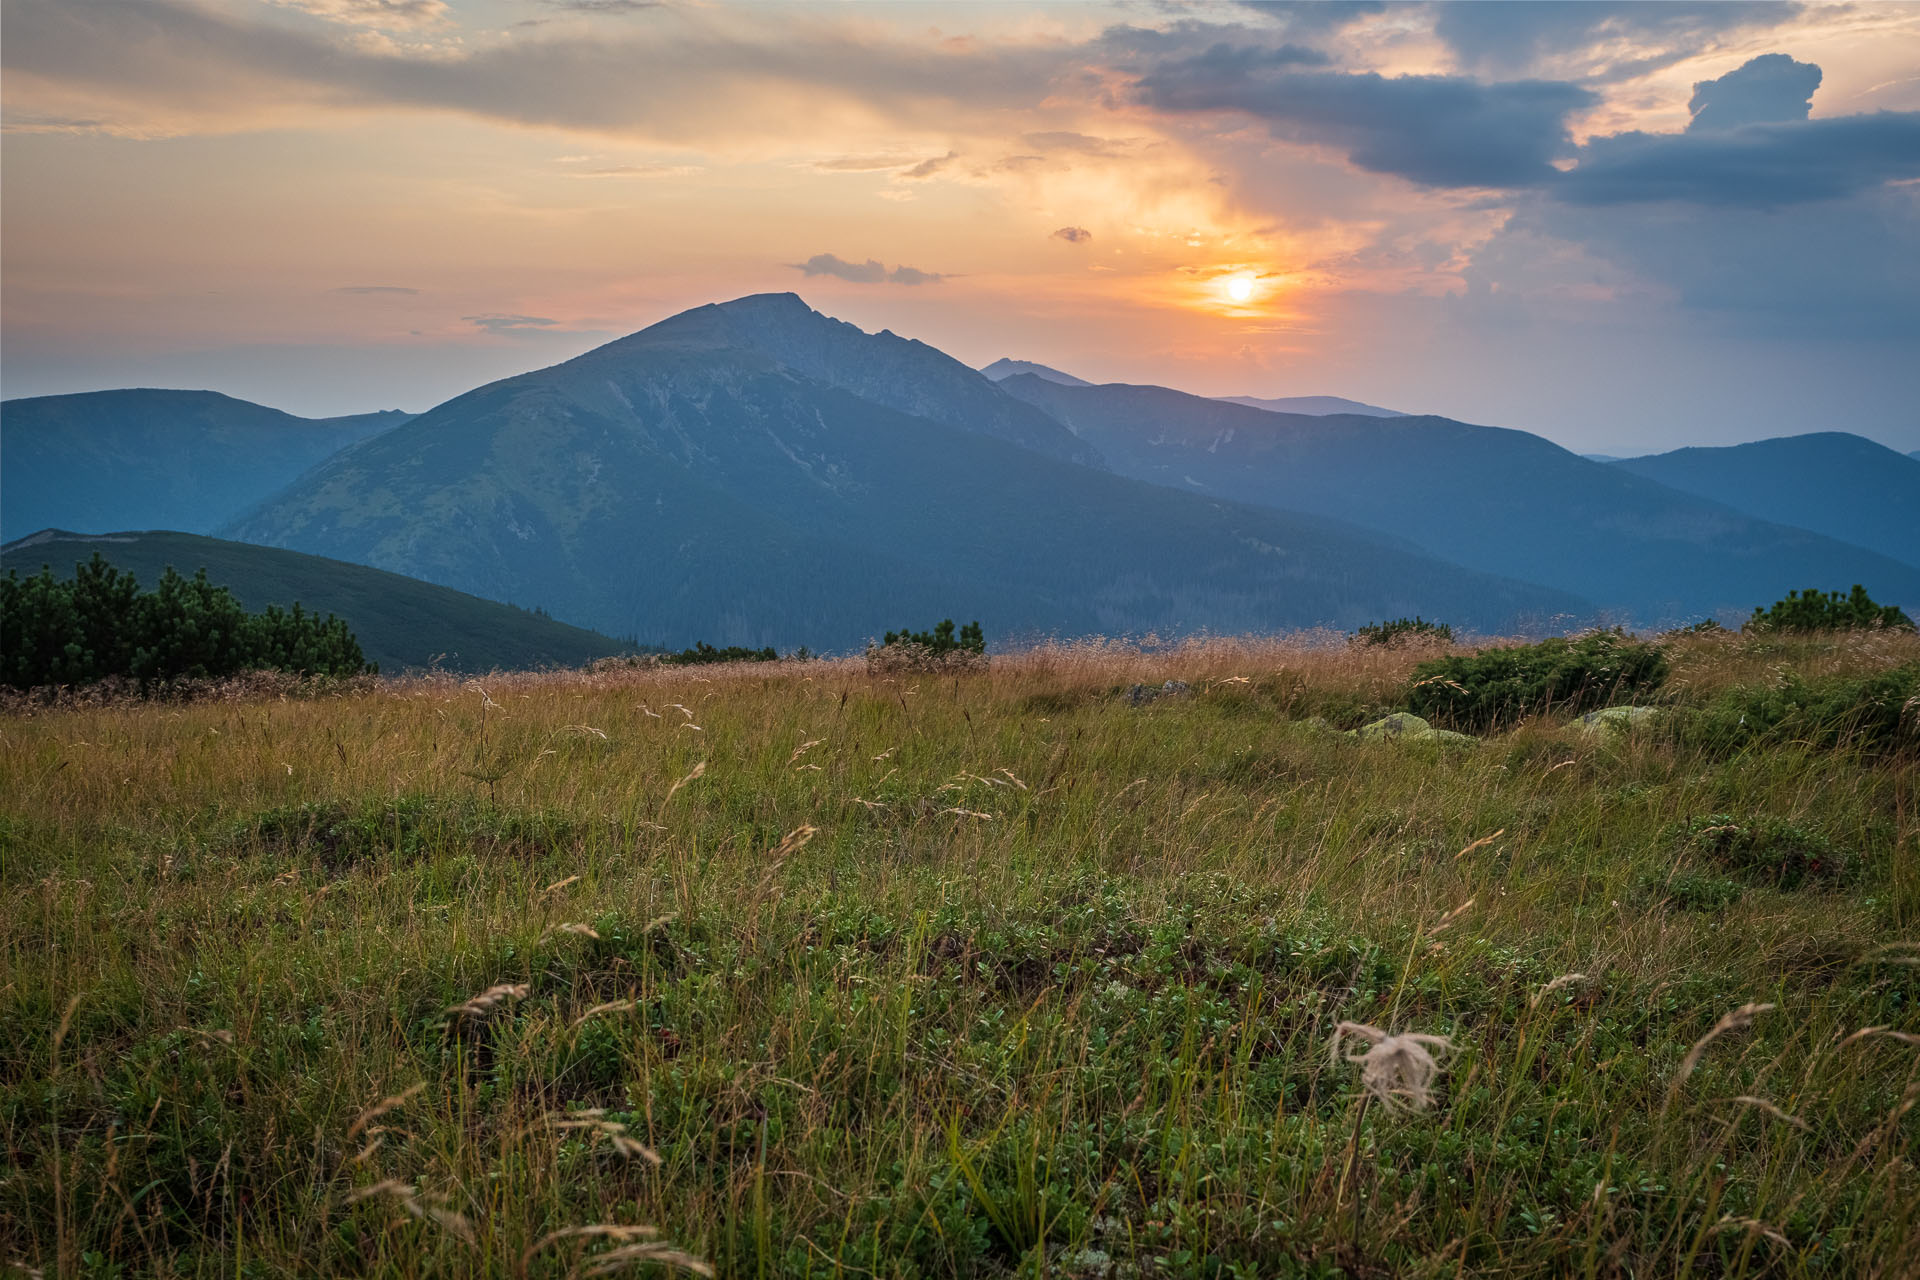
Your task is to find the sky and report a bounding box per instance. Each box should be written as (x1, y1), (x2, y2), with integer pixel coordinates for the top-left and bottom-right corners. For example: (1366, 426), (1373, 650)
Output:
(3, 0), (1919, 455)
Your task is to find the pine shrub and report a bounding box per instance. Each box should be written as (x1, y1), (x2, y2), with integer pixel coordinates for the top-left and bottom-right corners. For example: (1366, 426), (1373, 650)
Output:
(1403, 630), (1668, 731)
(1747, 585), (1913, 632)
(0, 553), (371, 691)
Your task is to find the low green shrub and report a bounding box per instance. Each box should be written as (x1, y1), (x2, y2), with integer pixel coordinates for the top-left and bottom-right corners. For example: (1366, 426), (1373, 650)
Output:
(1403, 630), (1669, 732)
(1353, 616), (1453, 647)
(1748, 584), (1914, 632)
(1672, 813), (1846, 888)
(1651, 871), (1746, 913)
(1688, 662), (1920, 755)
(662, 642), (779, 665)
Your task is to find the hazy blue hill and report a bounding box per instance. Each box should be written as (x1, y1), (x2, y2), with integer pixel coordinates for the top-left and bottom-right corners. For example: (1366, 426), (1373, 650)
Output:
(1219, 394), (1405, 418)
(999, 375), (1920, 624)
(1, 529), (633, 673)
(224, 295), (1584, 648)
(1610, 434), (1920, 569)
(980, 358), (1092, 387)
(0, 389), (409, 542)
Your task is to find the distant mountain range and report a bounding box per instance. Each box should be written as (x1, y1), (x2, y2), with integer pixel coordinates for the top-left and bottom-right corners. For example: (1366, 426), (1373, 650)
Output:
(980, 359), (1405, 417)
(8, 294), (1914, 650)
(0, 389), (410, 542)
(998, 375), (1920, 624)
(220, 294), (1577, 646)
(1609, 434), (1919, 569)
(1217, 394), (1405, 418)
(1, 530), (632, 672)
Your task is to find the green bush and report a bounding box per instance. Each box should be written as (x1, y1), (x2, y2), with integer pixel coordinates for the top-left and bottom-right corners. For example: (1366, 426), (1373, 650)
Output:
(1353, 616), (1454, 646)
(1403, 630), (1668, 732)
(882, 619), (984, 655)
(1747, 584), (1914, 632)
(1687, 662), (1920, 755)
(1671, 814), (1846, 888)
(662, 642), (778, 666)
(0, 553), (371, 691)
(868, 619), (987, 674)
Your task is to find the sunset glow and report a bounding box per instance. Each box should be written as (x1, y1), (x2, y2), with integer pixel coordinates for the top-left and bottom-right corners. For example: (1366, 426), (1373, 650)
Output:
(2, 1), (1916, 454)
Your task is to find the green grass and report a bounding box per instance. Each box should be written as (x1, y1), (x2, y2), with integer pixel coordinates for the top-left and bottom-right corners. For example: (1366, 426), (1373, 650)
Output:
(2, 631), (1917, 1278)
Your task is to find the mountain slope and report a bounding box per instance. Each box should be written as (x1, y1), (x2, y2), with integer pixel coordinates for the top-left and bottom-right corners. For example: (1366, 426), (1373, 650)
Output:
(1610, 434), (1920, 568)
(224, 296), (1584, 647)
(998, 375), (1920, 624)
(1220, 394), (1405, 418)
(2, 530), (633, 673)
(0, 389), (409, 542)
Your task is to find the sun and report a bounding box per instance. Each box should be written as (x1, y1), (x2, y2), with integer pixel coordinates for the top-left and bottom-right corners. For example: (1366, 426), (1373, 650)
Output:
(1224, 274), (1256, 304)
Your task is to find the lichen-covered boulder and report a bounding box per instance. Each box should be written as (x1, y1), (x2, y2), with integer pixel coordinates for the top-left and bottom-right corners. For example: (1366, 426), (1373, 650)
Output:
(1348, 712), (1478, 746)
(1572, 705), (1661, 734)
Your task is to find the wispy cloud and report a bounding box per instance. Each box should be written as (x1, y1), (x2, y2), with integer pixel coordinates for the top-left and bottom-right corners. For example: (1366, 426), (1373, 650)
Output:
(791, 253), (946, 285)
(267, 0), (449, 31)
(1052, 226), (1093, 243)
(335, 284), (418, 294)
(465, 313), (559, 333)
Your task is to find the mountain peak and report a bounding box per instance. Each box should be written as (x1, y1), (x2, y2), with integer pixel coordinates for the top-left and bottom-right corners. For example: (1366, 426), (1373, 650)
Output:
(981, 358), (1091, 387)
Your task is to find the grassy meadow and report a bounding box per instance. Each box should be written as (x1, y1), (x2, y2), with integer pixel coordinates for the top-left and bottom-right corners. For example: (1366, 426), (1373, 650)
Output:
(3, 630), (1918, 1278)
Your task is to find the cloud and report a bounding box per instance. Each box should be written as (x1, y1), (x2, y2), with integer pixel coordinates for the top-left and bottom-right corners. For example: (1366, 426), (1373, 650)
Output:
(884, 264), (946, 285)
(1558, 110), (1920, 207)
(1434, 2), (1802, 76)
(267, 0), (449, 31)
(0, 0), (1076, 144)
(791, 253), (945, 284)
(901, 150), (959, 179)
(334, 284), (419, 294)
(539, 0), (659, 12)
(1136, 55), (1596, 188)
(1021, 130), (1129, 157)
(570, 162), (704, 177)
(812, 153), (918, 172)
(1687, 52), (1820, 131)
(465, 313), (559, 333)
(1052, 226), (1093, 243)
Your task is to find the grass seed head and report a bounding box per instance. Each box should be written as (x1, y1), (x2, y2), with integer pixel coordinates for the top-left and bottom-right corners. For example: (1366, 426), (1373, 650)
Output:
(1331, 1021), (1453, 1111)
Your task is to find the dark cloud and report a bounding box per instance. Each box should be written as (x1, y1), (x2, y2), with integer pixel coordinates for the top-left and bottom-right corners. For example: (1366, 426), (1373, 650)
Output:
(1434, 2), (1802, 75)
(1052, 226), (1093, 243)
(1687, 52), (1820, 131)
(466, 313), (559, 333)
(334, 284), (418, 294)
(792, 254), (944, 285)
(1137, 55), (1595, 188)
(1559, 111), (1920, 207)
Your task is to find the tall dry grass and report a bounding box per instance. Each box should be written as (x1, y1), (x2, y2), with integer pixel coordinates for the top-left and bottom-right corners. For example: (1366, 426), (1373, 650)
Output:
(2, 631), (1916, 1277)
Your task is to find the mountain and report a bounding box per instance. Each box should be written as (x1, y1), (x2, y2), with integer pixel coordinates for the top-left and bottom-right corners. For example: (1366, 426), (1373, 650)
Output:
(224, 294), (1584, 648)
(1609, 434), (1920, 569)
(997, 376), (1920, 625)
(1, 529), (633, 673)
(0, 389), (410, 542)
(981, 358), (1091, 387)
(1220, 394), (1405, 418)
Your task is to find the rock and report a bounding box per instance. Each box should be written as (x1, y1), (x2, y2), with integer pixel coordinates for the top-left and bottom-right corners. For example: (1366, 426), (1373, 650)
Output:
(1572, 705), (1661, 734)
(1354, 712), (1433, 740)
(1126, 679), (1191, 706)
(1348, 712), (1478, 746)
